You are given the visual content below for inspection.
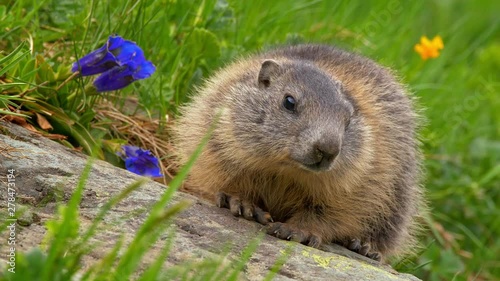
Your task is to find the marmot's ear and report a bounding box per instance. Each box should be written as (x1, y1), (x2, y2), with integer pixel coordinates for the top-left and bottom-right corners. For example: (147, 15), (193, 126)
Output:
(258, 59), (281, 88)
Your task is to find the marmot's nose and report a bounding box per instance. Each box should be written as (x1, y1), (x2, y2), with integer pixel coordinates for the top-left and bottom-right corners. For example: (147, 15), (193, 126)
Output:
(313, 141), (340, 169)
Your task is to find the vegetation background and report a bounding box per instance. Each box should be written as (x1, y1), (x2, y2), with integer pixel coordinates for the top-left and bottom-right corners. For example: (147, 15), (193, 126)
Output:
(1, 0), (499, 280)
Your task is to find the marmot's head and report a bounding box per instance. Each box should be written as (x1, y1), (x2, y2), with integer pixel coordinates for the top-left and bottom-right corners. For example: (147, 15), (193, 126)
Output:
(229, 59), (360, 173)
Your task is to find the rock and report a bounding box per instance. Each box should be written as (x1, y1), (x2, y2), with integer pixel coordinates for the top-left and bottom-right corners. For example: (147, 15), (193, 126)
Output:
(0, 121), (421, 281)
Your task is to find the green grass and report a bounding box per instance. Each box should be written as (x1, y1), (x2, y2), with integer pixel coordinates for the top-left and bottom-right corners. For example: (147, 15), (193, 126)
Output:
(1, 0), (499, 280)
(1, 148), (283, 281)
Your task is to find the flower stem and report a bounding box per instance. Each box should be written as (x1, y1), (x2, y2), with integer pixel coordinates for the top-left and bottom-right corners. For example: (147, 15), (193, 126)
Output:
(56, 71), (80, 91)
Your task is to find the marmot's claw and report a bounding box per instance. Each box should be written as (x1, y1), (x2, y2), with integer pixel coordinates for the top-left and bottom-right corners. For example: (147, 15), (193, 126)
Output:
(228, 196), (242, 216)
(215, 192), (273, 225)
(307, 235), (322, 248)
(345, 238), (382, 261)
(215, 192), (229, 208)
(267, 222), (322, 248)
(347, 238), (361, 252)
(242, 201), (255, 219)
(367, 252), (382, 261)
(253, 206), (273, 224)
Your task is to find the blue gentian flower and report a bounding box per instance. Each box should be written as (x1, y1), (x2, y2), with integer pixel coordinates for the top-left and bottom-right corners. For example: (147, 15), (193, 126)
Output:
(72, 36), (124, 76)
(72, 35), (155, 91)
(93, 55), (156, 92)
(117, 145), (162, 177)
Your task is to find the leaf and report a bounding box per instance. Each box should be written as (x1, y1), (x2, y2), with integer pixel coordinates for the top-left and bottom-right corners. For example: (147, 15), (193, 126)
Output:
(45, 0), (85, 27)
(54, 63), (72, 81)
(4, 114), (38, 133)
(102, 139), (128, 154)
(78, 109), (96, 126)
(36, 54), (56, 83)
(23, 98), (74, 124)
(0, 82), (31, 91)
(19, 56), (39, 86)
(49, 117), (104, 159)
(0, 42), (25, 65)
(0, 94), (29, 117)
(35, 112), (53, 130)
(0, 109), (27, 117)
(479, 164), (500, 186)
(0, 42), (29, 76)
(23, 99), (104, 159)
(43, 133), (68, 140)
(184, 28), (221, 62)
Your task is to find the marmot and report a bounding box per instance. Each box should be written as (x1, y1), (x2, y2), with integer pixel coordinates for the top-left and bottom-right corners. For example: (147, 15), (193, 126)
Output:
(172, 44), (424, 261)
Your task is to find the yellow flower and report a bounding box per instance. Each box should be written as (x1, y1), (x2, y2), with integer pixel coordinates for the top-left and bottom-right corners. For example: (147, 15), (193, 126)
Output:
(414, 35), (444, 60)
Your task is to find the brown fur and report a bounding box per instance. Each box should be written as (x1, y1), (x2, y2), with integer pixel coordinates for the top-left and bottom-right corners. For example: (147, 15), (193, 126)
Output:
(172, 44), (424, 260)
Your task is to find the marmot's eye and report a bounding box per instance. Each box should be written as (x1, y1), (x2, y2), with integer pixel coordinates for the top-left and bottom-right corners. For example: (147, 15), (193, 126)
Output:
(283, 95), (296, 112)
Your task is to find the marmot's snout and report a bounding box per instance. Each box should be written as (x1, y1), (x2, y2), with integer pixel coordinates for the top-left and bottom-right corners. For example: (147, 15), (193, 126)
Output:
(300, 136), (341, 172)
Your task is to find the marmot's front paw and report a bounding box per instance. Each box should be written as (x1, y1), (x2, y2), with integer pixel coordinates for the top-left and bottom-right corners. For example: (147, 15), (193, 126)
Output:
(215, 192), (273, 225)
(346, 238), (382, 261)
(267, 222), (322, 248)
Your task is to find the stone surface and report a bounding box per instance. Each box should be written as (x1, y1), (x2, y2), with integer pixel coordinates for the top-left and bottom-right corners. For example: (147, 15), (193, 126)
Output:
(0, 121), (420, 281)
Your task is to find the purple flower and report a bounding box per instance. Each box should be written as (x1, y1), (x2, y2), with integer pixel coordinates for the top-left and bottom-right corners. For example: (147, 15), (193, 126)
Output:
(72, 35), (155, 91)
(93, 55), (156, 92)
(117, 145), (162, 177)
